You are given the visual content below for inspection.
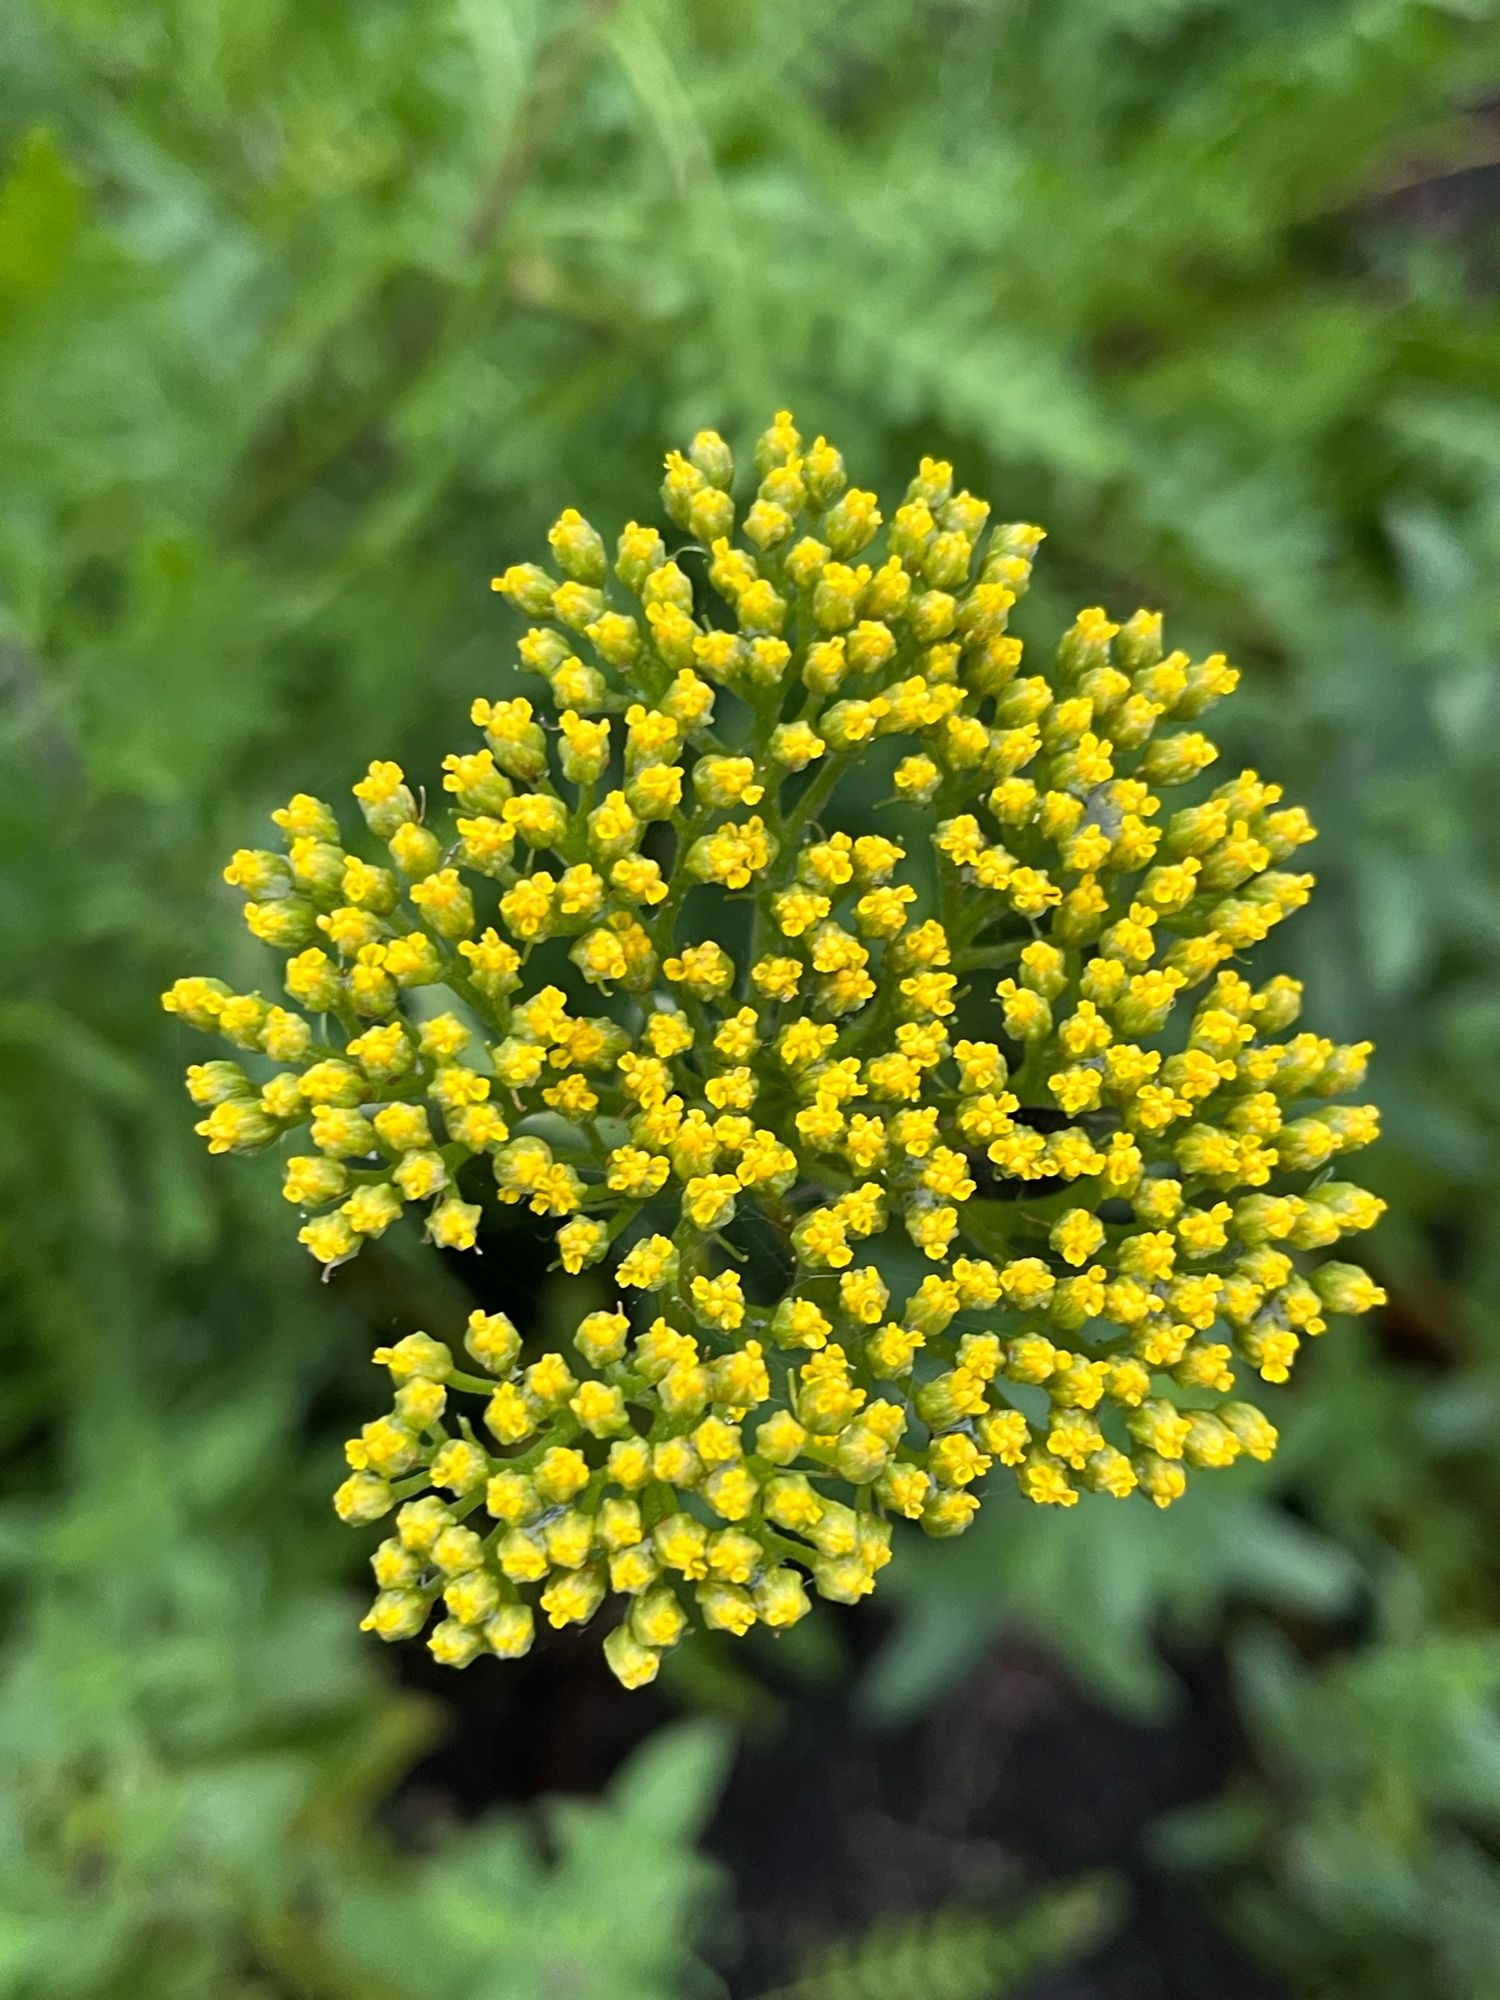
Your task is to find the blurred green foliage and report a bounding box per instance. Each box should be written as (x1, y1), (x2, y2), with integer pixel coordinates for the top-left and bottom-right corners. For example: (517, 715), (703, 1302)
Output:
(4, 0), (1500, 1993)
(333, 1719), (730, 2000)
(754, 1875), (1123, 2000)
(1158, 1629), (1500, 1999)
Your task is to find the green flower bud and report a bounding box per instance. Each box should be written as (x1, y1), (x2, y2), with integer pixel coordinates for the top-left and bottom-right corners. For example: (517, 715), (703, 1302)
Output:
(428, 1617), (485, 1668)
(1311, 1260), (1386, 1315)
(361, 1589), (431, 1641)
(548, 508), (608, 586)
(486, 1603), (537, 1659)
(689, 429), (735, 489)
(334, 1473), (394, 1526)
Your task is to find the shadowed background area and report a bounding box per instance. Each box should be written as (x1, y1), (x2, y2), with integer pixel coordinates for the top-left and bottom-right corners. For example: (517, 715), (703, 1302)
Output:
(4, 3), (1500, 1996)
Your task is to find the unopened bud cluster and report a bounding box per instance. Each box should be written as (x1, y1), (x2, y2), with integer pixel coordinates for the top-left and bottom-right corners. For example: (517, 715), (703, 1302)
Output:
(165, 412), (1383, 1688)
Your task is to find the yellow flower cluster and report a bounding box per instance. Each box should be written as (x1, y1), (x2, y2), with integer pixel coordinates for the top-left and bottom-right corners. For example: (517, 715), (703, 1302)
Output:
(164, 412), (1385, 1689)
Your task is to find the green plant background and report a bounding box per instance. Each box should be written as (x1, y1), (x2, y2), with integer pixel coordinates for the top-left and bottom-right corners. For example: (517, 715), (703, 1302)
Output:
(5, 3), (1500, 1995)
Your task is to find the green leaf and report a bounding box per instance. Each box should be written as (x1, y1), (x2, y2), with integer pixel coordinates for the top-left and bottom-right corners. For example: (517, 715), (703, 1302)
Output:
(0, 127), (82, 303)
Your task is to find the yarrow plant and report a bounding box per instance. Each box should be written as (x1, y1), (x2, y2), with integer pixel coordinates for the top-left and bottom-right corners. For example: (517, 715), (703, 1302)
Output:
(164, 412), (1384, 1689)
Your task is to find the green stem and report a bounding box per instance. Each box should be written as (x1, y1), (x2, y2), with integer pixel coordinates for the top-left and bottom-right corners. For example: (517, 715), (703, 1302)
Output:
(953, 940), (1029, 973)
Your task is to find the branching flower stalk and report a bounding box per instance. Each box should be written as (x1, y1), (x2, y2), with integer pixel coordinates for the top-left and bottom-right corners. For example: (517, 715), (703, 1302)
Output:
(164, 412), (1384, 1689)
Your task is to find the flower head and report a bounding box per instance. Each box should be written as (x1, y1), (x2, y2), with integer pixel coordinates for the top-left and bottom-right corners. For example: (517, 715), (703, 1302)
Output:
(169, 413), (1382, 1688)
